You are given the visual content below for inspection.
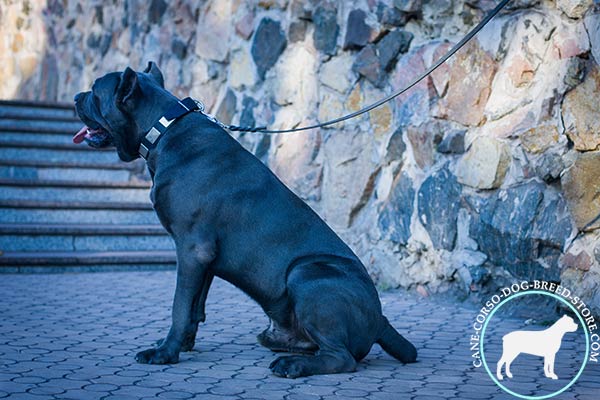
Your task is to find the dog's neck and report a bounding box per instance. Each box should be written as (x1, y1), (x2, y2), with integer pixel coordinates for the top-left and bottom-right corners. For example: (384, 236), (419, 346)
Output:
(138, 97), (201, 162)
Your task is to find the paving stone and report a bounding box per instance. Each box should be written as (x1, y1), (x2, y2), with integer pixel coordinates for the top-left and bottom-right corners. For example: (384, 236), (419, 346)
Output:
(60, 389), (105, 400)
(4, 394), (50, 400)
(157, 390), (195, 399)
(334, 388), (371, 397)
(82, 383), (119, 392)
(1, 272), (599, 399)
(27, 385), (66, 395)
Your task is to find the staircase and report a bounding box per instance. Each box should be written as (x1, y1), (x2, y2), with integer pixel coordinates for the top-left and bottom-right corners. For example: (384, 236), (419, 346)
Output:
(0, 100), (176, 272)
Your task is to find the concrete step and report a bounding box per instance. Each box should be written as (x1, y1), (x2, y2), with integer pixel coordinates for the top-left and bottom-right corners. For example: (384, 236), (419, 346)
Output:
(0, 223), (174, 252)
(0, 132), (78, 145)
(0, 199), (159, 224)
(0, 108), (78, 122)
(0, 179), (151, 203)
(0, 141), (120, 164)
(0, 250), (176, 272)
(0, 118), (83, 134)
(0, 100), (165, 273)
(0, 100), (76, 120)
(0, 160), (134, 182)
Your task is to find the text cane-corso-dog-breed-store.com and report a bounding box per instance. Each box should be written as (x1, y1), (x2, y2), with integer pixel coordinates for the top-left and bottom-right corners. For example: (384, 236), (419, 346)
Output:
(72, 62), (417, 378)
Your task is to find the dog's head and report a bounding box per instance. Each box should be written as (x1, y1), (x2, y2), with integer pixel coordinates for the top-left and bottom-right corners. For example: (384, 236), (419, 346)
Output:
(73, 62), (169, 162)
(558, 315), (578, 333)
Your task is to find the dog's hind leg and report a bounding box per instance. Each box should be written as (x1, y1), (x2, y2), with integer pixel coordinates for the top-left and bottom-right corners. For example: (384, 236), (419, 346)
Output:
(269, 319), (357, 378)
(258, 320), (318, 354)
(504, 352), (518, 379)
(496, 357), (505, 381)
(269, 263), (382, 378)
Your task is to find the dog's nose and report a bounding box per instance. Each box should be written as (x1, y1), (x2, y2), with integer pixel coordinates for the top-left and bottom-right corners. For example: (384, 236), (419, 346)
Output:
(74, 92), (84, 103)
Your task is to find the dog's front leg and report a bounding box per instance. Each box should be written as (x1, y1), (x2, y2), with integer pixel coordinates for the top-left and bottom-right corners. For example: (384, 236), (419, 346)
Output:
(181, 272), (215, 351)
(136, 242), (215, 364)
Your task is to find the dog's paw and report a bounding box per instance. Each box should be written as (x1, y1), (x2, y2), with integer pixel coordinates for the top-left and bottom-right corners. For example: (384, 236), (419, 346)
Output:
(155, 336), (195, 352)
(181, 332), (197, 352)
(269, 356), (307, 379)
(135, 348), (179, 364)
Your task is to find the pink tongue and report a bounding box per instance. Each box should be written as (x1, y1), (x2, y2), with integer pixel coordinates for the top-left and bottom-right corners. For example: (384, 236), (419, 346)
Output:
(73, 126), (88, 144)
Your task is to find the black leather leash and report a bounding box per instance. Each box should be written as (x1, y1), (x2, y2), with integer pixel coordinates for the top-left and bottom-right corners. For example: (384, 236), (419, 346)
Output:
(138, 0), (510, 159)
(221, 0), (510, 134)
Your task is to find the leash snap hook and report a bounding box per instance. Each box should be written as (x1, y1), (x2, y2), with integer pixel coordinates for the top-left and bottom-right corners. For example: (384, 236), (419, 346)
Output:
(192, 99), (205, 113)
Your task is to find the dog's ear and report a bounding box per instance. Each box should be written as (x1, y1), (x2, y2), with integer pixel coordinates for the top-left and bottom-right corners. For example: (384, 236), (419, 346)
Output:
(144, 61), (164, 88)
(116, 67), (140, 110)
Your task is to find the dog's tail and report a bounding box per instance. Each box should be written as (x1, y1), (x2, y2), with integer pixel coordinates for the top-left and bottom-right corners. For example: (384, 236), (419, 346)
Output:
(377, 316), (417, 363)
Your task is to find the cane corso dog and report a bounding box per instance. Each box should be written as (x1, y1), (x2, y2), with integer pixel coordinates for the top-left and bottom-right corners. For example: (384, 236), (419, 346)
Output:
(73, 62), (417, 377)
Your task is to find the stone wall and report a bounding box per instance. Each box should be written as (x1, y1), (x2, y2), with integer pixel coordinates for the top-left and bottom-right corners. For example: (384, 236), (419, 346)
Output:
(2, 0), (600, 313)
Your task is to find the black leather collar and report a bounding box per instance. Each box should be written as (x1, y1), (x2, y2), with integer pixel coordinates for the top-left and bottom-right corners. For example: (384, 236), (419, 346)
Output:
(139, 97), (200, 160)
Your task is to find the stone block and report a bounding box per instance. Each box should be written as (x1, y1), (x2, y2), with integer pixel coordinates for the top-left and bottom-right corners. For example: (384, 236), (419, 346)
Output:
(556, 0), (593, 19)
(271, 44), (317, 112)
(229, 49), (256, 90)
(352, 30), (413, 88)
(313, 4), (339, 55)
(195, 0), (232, 62)
(148, 0), (168, 24)
(318, 89), (345, 125)
(562, 151), (600, 230)
(319, 54), (356, 94)
(535, 152), (565, 183)
(251, 18), (287, 79)
(437, 41), (496, 126)
(520, 124), (560, 154)
(455, 136), (510, 189)
(437, 129), (466, 154)
(417, 166), (462, 250)
(384, 128), (407, 164)
(343, 9), (371, 50)
(562, 64), (600, 151)
(235, 12), (255, 40)
(215, 89), (237, 125)
(407, 123), (442, 170)
(390, 45), (434, 127)
(288, 21), (307, 43)
(468, 182), (572, 281)
(378, 172), (415, 245)
(321, 129), (378, 228)
(239, 96), (258, 129)
(393, 0), (422, 13)
(377, 3), (407, 27)
(270, 131), (322, 202)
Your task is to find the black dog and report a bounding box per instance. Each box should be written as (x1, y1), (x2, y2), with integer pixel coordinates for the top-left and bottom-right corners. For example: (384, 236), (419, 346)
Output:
(73, 62), (417, 378)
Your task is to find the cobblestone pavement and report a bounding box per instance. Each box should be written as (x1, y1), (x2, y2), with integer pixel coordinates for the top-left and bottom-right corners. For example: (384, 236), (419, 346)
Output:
(1, 271), (598, 400)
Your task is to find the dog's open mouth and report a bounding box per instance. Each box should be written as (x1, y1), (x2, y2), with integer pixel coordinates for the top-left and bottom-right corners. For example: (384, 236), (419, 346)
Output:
(73, 125), (113, 148)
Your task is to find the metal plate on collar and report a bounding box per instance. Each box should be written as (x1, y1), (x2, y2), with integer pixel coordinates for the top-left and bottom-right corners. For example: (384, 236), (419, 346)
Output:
(139, 143), (149, 159)
(145, 127), (162, 144)
(159, 117), (174, 128)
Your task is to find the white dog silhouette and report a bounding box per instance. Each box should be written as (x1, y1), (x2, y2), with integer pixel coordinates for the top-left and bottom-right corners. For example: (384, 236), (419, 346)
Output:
(496, 315), (578, 380)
